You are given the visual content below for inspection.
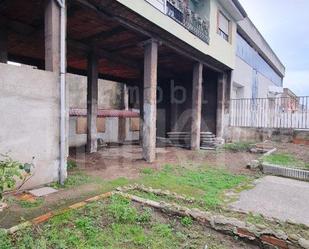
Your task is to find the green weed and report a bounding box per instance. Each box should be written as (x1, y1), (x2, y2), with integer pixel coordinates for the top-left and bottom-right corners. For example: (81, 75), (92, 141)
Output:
(223, 142), (253, 152)
(107, 195), (138, 223)
(140, 167), (155, 175)
(18, 198), (44, 209)
(180, 216), (193, 227)
(49, 172), (92, 189)
(67, 160), (77, 170)
(263, 153), (309, 170)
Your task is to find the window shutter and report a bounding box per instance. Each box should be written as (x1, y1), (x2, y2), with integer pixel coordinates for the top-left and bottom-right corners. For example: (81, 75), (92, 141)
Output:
(219, 12), (229, 34)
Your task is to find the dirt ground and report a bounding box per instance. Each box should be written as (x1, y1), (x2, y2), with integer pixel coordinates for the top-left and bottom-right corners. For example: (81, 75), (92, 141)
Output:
(70, 144), (259, 180)
(274, 142), (309, 163)
(1, 145), (257, 229)
(2, 142), (306, 229)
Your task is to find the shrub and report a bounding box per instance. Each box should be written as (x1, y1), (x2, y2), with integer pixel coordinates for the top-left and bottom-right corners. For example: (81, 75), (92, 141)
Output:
(0, 154), (32, 200)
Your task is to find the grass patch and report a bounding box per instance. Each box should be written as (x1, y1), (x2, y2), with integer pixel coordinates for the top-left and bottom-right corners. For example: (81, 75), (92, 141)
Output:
(136, 164), (251, 210)
(2, 196), (242, 249)
(17, 198), (44, 209)
(263, 153), (309, 170)
(49, 172), (93, 189)
(140, 167), (155, 175)
(222, 142), (253, 152)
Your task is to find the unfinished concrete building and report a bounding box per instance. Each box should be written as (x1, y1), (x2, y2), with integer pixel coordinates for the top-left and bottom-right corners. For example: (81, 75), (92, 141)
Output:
(0, 0), (249, 187)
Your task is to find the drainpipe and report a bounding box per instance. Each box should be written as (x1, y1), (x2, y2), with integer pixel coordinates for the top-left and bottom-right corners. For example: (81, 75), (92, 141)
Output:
(56, 0), (67, 185)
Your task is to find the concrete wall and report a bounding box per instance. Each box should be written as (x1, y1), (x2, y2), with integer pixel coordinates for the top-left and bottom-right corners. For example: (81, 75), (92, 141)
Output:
(67, 74), (139, 146)
(0, 63), (60, 188)
(116, 0), (239, 69)
(231, 56), (252, 98)
(227, 127), (294, 143)
(232, 56), (277, 99)
(68, 73), (122, 109)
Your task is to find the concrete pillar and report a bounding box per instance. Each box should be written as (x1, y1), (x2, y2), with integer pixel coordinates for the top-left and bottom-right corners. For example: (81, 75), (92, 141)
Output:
(45, 0), (60, 72)
(170, 80), (178, 132)
(190, 62), (203, 150)
(142, 40), (158, 162)
(216, 73), (227, 138)
(86, 51), (98, 153)
(123, 84), (129, 111)
(139, 83), (144, 145)
(118, 84), (129, 143)
(0, 26), (8, 63)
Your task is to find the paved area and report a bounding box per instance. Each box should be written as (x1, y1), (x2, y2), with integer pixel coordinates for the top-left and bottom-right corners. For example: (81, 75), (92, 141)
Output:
(231, 176), (309, 226)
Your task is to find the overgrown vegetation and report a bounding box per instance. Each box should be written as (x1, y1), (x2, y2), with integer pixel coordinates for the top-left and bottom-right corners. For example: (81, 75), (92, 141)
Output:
(1, 196), (241, 249)
(17, 198), (44, 209)
(67, 160), (77, 170)
(263, 153), (309, 170)
(49, 172), (93, 189)
(137, 164), (251, 210)
(0, 155), (32, 200)
(222, 142), (253, 152)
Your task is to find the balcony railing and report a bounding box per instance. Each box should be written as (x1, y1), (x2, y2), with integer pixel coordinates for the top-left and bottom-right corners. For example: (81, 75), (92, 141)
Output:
(145, 0), (210, 44)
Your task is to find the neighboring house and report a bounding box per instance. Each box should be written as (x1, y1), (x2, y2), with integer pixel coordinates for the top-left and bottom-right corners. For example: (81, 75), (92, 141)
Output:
(280, 88), (300, 112)
(232, 18), (285, 99)
(0, 0), (283, 188)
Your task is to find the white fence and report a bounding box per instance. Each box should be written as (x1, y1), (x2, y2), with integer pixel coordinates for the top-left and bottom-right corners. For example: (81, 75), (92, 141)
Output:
(230, 96), (309, 129)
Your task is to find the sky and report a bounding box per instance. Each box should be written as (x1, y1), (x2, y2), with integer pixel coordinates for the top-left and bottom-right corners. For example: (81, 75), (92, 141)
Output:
(238, 0), (309, 96)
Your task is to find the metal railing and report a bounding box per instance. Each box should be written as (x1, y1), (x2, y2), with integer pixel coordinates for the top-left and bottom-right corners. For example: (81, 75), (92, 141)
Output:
(145, 0), (210, 44)
(230, 96), (309, 129)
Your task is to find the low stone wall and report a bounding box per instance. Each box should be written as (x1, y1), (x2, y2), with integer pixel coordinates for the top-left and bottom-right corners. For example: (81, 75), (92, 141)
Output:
(115, 186), (309, 249)
(226, 127), (295, 143)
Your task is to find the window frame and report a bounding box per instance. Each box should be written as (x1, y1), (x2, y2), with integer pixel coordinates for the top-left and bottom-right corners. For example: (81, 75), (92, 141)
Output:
(217, 10), (231, 43)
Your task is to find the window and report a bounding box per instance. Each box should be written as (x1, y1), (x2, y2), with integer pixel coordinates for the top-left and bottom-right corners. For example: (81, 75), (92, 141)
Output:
(217, 11), (230, 42)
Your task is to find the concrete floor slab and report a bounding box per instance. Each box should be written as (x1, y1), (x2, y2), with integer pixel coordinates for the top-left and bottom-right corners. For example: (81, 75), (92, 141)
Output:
(29, 187), (58, 197)
(230, 176), (309, 226)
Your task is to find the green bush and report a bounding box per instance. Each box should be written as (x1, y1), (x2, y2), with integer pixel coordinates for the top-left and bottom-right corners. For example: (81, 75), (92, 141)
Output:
(0, 154), (32, 200)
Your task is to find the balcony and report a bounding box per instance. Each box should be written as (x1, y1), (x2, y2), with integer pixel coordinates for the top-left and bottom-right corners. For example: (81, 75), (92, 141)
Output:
(145, 0), (210, 44)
